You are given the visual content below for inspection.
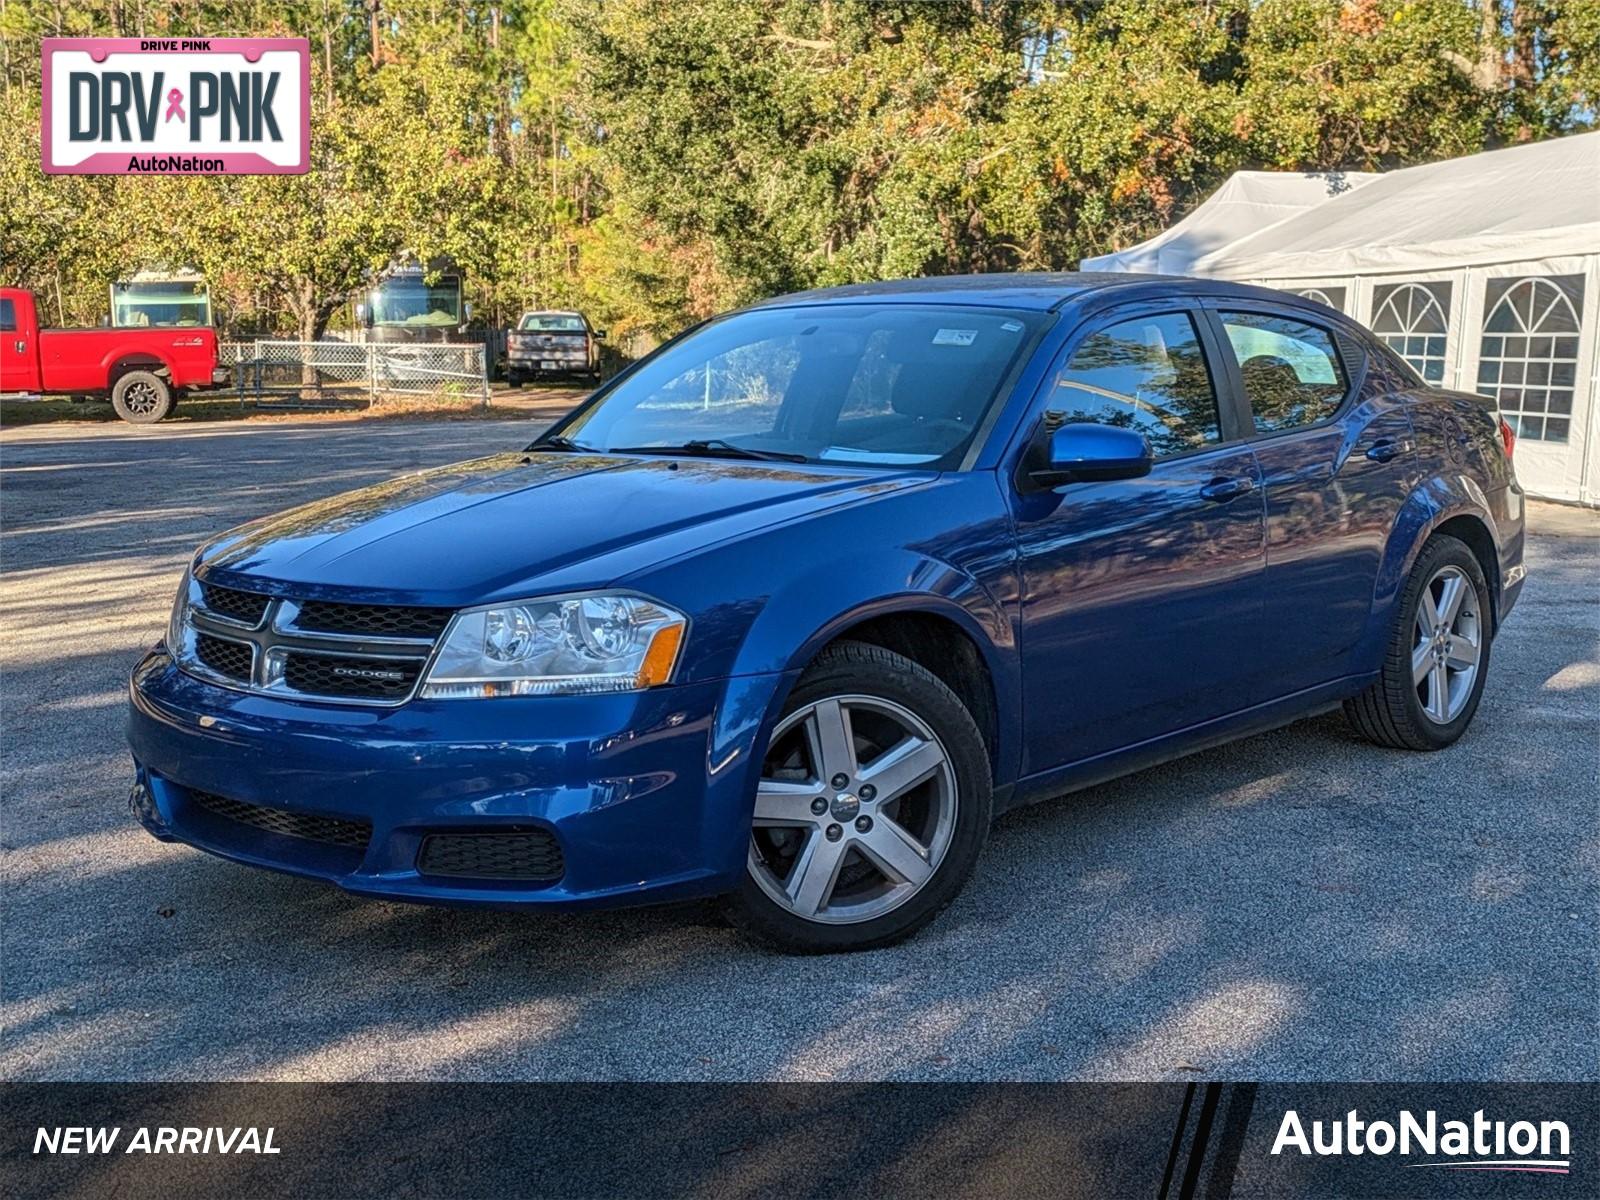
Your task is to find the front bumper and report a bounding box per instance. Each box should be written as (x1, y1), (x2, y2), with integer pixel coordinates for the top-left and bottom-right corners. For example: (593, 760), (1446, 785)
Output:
(127, 648), (793, 909)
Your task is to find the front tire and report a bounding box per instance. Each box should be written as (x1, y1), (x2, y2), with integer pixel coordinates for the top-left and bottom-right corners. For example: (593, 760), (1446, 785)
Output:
(110, 370), (173, 423)
(1344, 534), (1492, 750)
(727, 641), (992, 953)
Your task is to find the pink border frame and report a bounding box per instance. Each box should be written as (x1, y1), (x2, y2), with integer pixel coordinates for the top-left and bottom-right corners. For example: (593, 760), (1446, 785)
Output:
(41, 37), (310, 175)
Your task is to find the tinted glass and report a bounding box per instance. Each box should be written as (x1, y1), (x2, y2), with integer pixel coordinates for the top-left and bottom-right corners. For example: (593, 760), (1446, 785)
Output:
(1048, 312), (1221, 457)
(1221, 312), (1348, 433)
(0, 298), (13, 332)
(558, 304), (1043, 468)
(520, 313), (587, 332)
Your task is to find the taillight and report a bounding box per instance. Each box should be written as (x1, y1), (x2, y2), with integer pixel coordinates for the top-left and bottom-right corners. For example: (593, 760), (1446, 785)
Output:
(1499, 416), (1516, 460)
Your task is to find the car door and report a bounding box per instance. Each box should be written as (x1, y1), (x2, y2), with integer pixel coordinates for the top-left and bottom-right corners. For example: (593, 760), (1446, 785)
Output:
(1011, 303), (1266, 774)
(1203, 303), (1420, 699)
(0, 295), (41, 393)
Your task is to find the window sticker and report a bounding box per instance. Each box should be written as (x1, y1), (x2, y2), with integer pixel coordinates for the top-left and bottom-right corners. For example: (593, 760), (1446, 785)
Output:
(932, 328), (977, 346)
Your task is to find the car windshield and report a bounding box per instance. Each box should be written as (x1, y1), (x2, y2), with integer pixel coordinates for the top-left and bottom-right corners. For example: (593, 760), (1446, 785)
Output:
(520, 313), (586, 332)
(554, 304), (1043, 468)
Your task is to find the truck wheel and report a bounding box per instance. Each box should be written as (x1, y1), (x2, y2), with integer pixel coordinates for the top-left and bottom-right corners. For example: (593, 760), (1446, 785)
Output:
(111, 371), (173, 423)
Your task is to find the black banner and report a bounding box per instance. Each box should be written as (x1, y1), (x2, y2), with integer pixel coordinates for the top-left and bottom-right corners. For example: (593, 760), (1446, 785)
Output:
(3, 1083), (1594, 1199)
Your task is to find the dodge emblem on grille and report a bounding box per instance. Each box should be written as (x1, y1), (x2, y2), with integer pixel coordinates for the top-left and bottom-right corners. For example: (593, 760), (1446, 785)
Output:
(331, 666), (405, 681)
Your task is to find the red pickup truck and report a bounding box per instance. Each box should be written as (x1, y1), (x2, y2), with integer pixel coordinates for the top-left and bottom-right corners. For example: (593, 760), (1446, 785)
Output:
(1, 287), (225, 423)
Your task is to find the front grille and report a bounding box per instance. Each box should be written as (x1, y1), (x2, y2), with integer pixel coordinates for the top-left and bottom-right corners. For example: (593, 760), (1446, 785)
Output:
(198, 582), (270, 626)
(194, 633), (253, 682)
(418, 831), (565, 881)
(191, 790), (372, 850)
(282, 651), (422, 700)
(293, 600), (453, 639)
(180, 585), (451, 704)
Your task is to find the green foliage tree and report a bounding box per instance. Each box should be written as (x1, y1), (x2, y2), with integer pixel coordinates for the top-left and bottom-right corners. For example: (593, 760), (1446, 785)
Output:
(0, 0), (1593, 350)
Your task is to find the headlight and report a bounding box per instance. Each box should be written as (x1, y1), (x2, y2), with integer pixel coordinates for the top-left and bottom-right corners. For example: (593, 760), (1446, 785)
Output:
(419, 593), (686, 699)
(166, 568), (191, 654)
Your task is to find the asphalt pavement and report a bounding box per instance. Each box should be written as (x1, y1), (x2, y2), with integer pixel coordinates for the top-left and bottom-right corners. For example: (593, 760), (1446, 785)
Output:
(1, 417), (1595, 1082)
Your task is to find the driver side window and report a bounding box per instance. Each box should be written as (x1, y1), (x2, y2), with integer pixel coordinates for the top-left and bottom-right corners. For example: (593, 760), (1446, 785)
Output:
(1049, 312), (1223, 458)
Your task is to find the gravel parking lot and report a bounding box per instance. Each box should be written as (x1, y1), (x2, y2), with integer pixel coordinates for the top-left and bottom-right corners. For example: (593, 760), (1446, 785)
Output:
(2, 418), (1596, 1082)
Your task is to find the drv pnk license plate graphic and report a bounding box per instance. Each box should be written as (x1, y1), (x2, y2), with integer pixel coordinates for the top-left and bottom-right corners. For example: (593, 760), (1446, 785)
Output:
(41, 38), (309, 175)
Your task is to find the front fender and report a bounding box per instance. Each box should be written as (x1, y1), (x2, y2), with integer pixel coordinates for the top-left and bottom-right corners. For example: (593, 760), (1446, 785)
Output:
(622, 472), (1022, 787)
(730, 552), (1020, 785)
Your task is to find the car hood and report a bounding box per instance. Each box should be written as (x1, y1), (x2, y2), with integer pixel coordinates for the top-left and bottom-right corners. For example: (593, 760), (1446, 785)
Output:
(196, 451), (929, 606)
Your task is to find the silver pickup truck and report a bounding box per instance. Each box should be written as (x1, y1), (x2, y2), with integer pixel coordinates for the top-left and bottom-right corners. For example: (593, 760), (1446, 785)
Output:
(506, 310), (605, 386)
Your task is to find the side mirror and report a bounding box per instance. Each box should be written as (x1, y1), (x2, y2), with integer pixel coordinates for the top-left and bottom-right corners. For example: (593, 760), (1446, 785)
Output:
(354, 303), (368, 324)
(1025, 420), (1153, 489)
(463, 302), (473, 320)
(593, 329), (607, 340)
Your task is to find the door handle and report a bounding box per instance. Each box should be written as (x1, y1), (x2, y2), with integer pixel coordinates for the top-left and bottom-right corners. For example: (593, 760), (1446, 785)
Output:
(1199, 475), (1256, 502)
(1365, 437), (1414, 463)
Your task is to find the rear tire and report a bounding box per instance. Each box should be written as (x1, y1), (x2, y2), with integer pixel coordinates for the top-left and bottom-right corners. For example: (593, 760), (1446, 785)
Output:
(726, 641), (992, 953)
(1344, 534), (1492, 751)
(110, 370), (172, 423)
(506, 371), (522, 388)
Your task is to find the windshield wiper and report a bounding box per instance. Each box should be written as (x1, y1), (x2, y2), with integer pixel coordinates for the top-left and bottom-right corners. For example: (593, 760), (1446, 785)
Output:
(525, 434), (595, 453)
(607, 439), (809, 464)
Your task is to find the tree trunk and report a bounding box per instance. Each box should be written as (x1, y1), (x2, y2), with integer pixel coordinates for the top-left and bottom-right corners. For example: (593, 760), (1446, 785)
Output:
(367, 0), (383, 68)
(295, 282), (320, 389)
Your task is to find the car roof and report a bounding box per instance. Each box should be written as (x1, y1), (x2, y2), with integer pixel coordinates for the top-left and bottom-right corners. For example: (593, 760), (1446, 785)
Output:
(520, 309), (585, 317)
(744, 271), (1310, 314)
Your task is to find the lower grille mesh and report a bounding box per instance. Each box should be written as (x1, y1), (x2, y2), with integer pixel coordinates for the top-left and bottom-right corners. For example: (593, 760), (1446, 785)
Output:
(191, 790), (372, 850)
(418, 831), (564, 881)
(194, 634), (253, 682)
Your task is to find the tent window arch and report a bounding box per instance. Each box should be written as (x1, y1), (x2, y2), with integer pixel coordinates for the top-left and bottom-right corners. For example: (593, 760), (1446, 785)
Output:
(1371, 282), (1451, 384)
(1477, 275), (1585, 445)
(1293, 287), (1346, 314)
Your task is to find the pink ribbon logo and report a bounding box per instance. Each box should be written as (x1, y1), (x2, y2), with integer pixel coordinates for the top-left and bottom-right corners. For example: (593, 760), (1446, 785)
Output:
(164, 88), (185, 123)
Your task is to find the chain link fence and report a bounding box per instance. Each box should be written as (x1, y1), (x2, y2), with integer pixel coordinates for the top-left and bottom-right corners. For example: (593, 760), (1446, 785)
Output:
(220, 340), (490, 409)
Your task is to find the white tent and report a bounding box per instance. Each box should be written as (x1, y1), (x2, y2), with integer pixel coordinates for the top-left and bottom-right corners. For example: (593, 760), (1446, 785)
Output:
(1085, 133), (1600, 505)
(1080, 170), (1377, 275)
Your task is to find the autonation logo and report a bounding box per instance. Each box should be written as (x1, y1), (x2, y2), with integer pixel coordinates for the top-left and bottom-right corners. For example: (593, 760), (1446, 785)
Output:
(1273, 1108), (1571, 1175)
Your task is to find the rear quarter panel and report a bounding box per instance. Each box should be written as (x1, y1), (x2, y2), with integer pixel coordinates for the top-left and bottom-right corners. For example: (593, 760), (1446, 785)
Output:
(1363, 386), (1526, 661)
(37, 327), (217, 392)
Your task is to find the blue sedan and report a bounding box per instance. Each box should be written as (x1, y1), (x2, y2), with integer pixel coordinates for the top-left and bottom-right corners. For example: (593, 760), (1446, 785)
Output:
(127, 273), (1526, 952)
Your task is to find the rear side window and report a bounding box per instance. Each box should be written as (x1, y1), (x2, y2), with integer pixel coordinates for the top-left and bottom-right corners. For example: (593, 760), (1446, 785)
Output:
(1050, 312), (1222, 457)
(1220, 312), (1348, 434)
(0, 299), (14, 332)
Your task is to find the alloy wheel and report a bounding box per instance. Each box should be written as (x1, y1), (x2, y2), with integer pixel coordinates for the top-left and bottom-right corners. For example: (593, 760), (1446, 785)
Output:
(124, 381), (161, 415)
(1413, 564), (1482, 724)
(749, 694), (957, 925)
